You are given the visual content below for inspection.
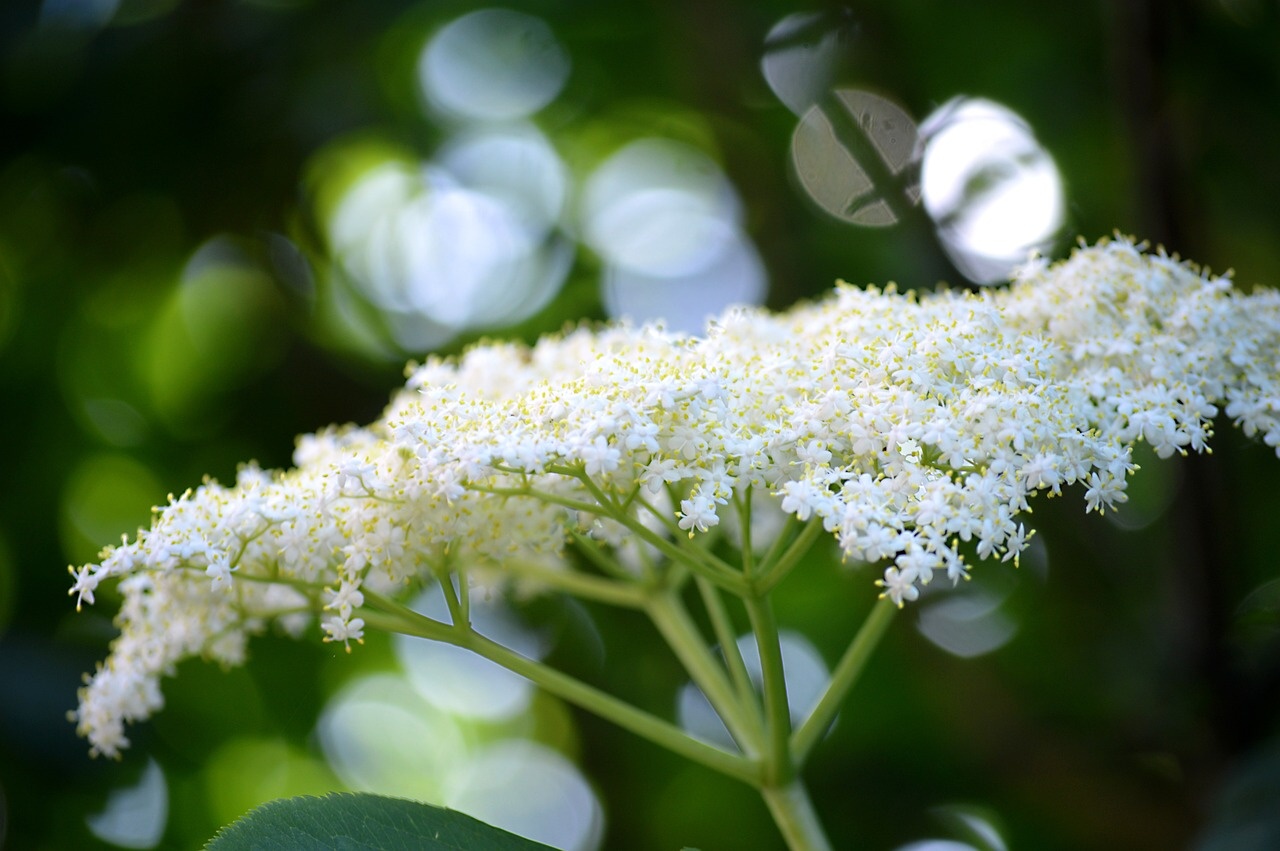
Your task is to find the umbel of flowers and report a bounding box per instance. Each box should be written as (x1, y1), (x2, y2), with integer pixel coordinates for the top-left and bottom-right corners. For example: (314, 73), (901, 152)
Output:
(69, 239), (1280, 850)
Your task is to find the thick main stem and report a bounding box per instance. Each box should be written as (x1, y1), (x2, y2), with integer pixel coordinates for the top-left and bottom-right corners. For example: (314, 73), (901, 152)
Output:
(746, 594), (793, 785)
(761, 780), (834, 851)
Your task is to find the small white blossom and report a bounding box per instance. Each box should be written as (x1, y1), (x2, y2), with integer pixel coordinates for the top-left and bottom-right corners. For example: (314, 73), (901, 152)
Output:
(205, 554), (234, 591)
(678, 494), (722, 535)
(335, 461), (375, 494)
(68, 565), (100, 610)
(324, 580), (365, 619)
(321, 614), (365, 651)
(877, 566), (920, 608)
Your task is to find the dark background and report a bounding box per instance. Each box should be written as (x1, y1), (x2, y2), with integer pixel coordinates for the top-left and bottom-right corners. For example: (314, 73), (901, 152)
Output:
(2, 0), (1279, 848)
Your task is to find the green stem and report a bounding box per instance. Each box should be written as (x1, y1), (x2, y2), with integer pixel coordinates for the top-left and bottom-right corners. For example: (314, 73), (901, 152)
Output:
(757, 519), (826, 593)
(505, 559), (647, 608)
(439, 572), (466, 627)
(761, 781), (833, 851)
(626, 513), (748, 594)
(219, 569), (323, 595)
(646, 591), (763, 758)
(696, 573), (762, 742)
(756, 514), (799, 579)
(746, 595), (792, 785)
(635, 486), (696, 541)
(469, 483), (602, 516)
(458, 570), (471, 623)
(735, 488), (756, 576)
(359, 598), (453, 642)
(361, 592), (762, 786)
(353, 477), (891, 851)
(791, 598), (896, 765)
(611, 489), (746, 593)
(462, 630), (761, 783)
(486, 480), (749, 595)
(567, 527), (650, 584)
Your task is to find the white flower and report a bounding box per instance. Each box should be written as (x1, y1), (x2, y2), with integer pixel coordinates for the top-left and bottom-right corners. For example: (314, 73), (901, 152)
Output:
(68, 565), (101, 610)
(68, 238), (1280, 756)
(877, 566), (920, 608)
(1083, 471), (1128, 514)
(324, 580), (365, 619)
(205, 554), (234, 591)
(579, 434), (622, 477)
(335, 461), (375, 494)
(322, 614), (365, 652)
(678, 494), (721, 535)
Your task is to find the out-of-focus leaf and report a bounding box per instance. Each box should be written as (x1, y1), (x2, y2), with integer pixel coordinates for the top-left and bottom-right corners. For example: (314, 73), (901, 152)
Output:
(205, 792), (556, 850)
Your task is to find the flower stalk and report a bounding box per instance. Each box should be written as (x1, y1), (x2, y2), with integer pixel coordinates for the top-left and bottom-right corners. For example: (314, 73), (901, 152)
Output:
(762, 781), (834, 851)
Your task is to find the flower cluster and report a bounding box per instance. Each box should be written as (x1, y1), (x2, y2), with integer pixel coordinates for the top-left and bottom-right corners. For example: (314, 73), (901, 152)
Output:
(69, 239), (1280, 758)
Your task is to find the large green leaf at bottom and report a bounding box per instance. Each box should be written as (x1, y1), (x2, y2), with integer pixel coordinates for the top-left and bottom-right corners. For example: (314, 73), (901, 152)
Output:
(205, 792), (558, 851)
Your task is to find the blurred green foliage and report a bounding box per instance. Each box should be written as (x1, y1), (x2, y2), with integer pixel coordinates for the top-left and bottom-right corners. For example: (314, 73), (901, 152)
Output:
(2, 1), (1280, 849)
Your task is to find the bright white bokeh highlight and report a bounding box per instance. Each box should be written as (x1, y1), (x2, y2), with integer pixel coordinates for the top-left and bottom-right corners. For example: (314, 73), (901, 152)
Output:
(318, 673), (469, 803)
(892, 806), (1008, 851)
(582, 139), (741, 276)
(446, 740), (604, 851)
(438, 125), (569, 235)
(328, 135), (572, 349)
(920, 97), (1064, 284)
(318, 582), (599, 850)
(419, 8), (570, 123)
(581, 138), (766, 334)
(318, 670), (602, 850)
(395, 583), (548, 721)
(85, 758), (167, 849)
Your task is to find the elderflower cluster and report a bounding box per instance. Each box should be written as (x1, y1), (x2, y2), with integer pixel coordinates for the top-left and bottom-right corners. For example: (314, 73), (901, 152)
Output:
(69, 239), (1280, 758)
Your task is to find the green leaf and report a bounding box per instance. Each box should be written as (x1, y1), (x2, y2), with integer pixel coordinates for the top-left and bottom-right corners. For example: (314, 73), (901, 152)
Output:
(205, 792), (558, 851)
